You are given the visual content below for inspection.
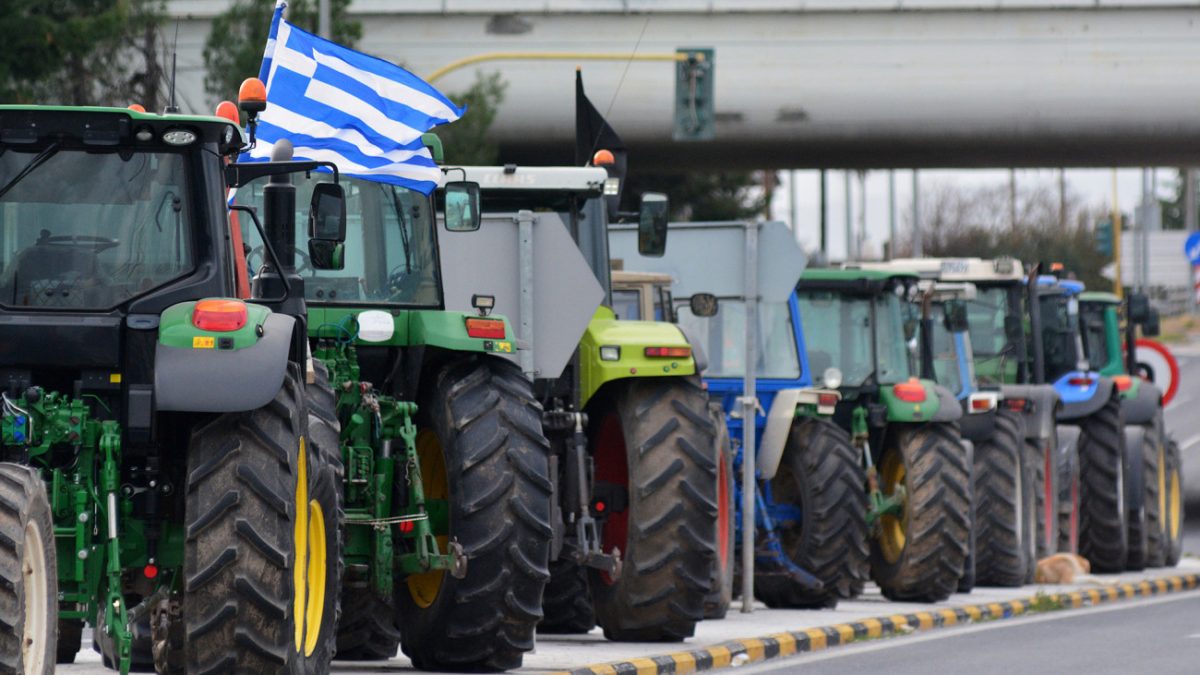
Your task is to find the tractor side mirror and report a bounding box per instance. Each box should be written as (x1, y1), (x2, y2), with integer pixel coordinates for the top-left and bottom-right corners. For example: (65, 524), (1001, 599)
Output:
(637, 192), (669, 257)
(689, 293), (719, 317)
(1144, 308), (1161, 337)
(942, 301), (969, 333)
(1127, 292), (1151, 325)
(308, 240), (344, 271)
(444, 181), (481, 232)
(308, 182), (346, 242)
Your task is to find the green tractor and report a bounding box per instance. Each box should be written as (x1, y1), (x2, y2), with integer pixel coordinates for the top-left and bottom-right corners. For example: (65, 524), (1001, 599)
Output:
(0, 97), (357, 672)
(1078, 291), (1184, 567)
(796, 269), (971, 602)
(232, 143), (565, 668)
(436, 165), (718, 641)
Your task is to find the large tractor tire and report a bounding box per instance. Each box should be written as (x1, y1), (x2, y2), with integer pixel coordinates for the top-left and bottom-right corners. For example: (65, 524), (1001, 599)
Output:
(1163, 437), (1185, 567)
(396, 355), (553, 672)
(0, 463), (57, 674)
(703, 403), (735, 619)
(1055, 426), (1081, 554)
(1141, 415), (1167, 568)
(957, 439), (976, 594)
(56, 617), (83, 664)
(184, 368), (339, 674)
(1027, 434), (1060, 561)
(762, 416), (869, 608)
(1124, 425), (1150, 571)
(974, 409), (1035, 587)
(590, 377), (717, 642)
(1076, 396), (1128, 573)
(870, 423), (971, 603)
(539, 560), (596, 634)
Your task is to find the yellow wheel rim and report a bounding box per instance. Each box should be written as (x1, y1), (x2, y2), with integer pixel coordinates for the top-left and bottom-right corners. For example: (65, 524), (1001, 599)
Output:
(408, 429), (449, 609)
(303, 498), (327, 657)
(879, 449), (908, 565)
(293, 439), (308, 652)
(1169, 466), (1182, 542)
(1158, 444), (1168, 539)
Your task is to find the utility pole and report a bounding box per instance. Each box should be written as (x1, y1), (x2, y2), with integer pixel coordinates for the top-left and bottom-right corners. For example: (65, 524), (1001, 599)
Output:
(1111, 169), (1123, 297)
(819, 170), (828, 260)
(789, 170), (799, 240)
(1009, 168), (1018, 231)
(844, 171), (853, 261)
(912, 170), (922, 257)
(1059, 168), (1067, 230)
(319, 0), (332, 38)
(857, 170), (868, 260)
(888, 170), (896, 260)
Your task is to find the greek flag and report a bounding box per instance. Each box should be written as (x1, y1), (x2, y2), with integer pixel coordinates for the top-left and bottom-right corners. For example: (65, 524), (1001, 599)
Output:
(245, 1), (464, 194)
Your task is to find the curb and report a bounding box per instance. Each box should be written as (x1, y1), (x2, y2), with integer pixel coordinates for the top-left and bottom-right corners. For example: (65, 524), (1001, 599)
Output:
(560, 573), (1200, 675)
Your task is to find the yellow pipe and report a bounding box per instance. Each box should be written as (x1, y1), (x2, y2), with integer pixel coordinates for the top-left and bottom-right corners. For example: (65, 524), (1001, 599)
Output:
(1112, 168), (1123, 298)
(426, 51), (700, 83)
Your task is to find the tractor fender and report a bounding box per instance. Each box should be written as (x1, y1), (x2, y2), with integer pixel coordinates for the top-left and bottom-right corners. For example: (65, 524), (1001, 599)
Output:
(673, 323), (709, 374)
(155, 313), (296, 413)
(930, 383), (963, 422)
(1000, 384), (1060, 443)
(1119, 380), (1161, 426)
(758, 388), (838, 480)
(1058, 377), (1116, 422)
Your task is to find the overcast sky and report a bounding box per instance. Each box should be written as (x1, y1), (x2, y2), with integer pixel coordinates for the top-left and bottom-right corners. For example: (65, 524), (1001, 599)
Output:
(770, 167), (1176, 261)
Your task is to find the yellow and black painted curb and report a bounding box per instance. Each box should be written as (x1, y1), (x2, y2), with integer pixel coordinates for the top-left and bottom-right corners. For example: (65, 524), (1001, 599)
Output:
(560, 573), (1200, 675)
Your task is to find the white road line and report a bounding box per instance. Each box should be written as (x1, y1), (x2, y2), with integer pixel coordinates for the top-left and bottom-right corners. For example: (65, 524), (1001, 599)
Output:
(734, 592), (1200, 672)
(1180, 434), (1200, 451)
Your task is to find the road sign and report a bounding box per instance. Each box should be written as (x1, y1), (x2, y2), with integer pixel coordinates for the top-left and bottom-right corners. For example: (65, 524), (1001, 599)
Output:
(1134, 338), (1179, 406)
(1185, 231), (1200, 264)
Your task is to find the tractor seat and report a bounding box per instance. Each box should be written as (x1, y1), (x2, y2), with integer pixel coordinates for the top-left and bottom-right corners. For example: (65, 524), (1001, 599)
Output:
(2, 243), (104, 308)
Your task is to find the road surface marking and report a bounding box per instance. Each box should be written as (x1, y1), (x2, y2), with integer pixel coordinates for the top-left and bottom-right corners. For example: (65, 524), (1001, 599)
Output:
(731, 592), (1200, 672)
(1180, 433), (1200, 451)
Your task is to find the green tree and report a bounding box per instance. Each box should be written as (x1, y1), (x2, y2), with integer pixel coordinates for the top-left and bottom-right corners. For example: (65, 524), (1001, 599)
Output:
(1159, 168), (1192, 231)
(624, 171), (775, 221)
(433, 72), (507, 165)
(0, 0), (166, 106)
(203, 0), (361, 105)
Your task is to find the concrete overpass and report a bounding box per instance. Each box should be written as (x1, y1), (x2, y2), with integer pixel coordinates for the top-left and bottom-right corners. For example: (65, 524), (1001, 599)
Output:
(169, 1), (1200, 170)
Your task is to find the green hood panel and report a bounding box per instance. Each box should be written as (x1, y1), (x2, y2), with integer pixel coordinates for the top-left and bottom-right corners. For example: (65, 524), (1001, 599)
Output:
(307, 306), (515, 355)
(578, 307), (696, 406)
(158, 300), (270, 351)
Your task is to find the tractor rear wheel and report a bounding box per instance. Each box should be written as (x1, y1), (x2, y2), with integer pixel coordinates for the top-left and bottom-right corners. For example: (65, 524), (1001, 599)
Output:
(1141, 414), (1167, 568)
(590, 377), (716, 642)
(184, 368), (339, 673)
(1163, 437), (1185, 566)
(56, 617), (82, 664)
(762, 416), (869, 607)
(703, 403), (735, 619)
(538, 560), (596, 634)
(0, 463), (57, 675)
(870, 423), (970, 603)
(396, 355), (552, 671)
(1076, 396), (1128, 573)
(1125, 425), (1151, 571)
(974, 409), (1033, 586)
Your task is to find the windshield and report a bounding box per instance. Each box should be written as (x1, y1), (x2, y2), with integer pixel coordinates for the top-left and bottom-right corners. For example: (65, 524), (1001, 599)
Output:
(677, 300), (801, 379)
(0, 149), (193, 309)
(929, 304), (965, 395)
(612, 289), (641, 320)
(966, 285), (1020, 384)
(236, 176), (440, 307)
(1039, 293), (1082, 381)
(797, 290), (913, 387)
(1079, 303), (1112, 370)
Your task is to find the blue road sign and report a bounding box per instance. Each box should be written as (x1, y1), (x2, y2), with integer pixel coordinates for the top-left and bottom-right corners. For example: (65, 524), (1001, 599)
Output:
(1186, 231), (1200, 265)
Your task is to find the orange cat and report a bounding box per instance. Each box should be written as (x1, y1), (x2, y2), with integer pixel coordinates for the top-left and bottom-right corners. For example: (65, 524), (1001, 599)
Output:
(1034, 553), (1094, 584)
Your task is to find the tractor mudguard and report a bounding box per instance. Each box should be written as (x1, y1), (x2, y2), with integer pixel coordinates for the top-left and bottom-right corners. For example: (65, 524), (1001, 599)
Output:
(1000, 384), (1060, 444)
(758, 388), (839, 480)
(930, 383), (963, 422)
(1057, 377), (1115, 422)
(674, 323), (709, 373)
(578, 309), (697, 407)
(1119, 380), (1161, 426)
(958, 407), (997, 442)
(156, 312), (295, 413)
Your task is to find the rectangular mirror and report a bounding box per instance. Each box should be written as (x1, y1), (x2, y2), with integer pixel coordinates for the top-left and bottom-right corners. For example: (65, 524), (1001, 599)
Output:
(1144, 308), (1161, 337)
(1127, 292), (1151, 324)
(308, 182), (346, 242)
(637, 192), (669, 257)
(444, 181), (481, 232)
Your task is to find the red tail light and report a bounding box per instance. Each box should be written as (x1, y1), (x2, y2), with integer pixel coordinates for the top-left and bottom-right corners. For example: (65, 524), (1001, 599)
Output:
(971, 396), (993, 412)
(893, 378), (927, 403)
(465, 318), (506, 339)
(1113, 375), (1133, 392)
(192, 299), (247, 332)
(645, 346), (691, 358)
(1005, 398), (1028, 412)
(1068, 376), (1094, 387)
(817, 393), (839, 407)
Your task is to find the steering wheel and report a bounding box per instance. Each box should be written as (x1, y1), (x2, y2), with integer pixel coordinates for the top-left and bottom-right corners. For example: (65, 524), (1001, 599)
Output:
(248, 245), (314, 275)
(41, 235), (119, 252)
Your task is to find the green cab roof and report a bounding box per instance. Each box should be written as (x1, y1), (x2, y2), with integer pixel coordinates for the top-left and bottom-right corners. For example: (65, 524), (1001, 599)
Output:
(0, 104), (245, 149)
(801, 268), (918, 282)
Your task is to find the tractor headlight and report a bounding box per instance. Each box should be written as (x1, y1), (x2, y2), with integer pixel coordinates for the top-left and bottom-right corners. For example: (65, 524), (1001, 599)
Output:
(599, 345), (621, 361)
(823, 367), (843, 389)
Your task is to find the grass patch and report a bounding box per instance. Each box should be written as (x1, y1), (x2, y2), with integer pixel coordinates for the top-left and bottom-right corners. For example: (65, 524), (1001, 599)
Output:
(1027, 591), (1066, 613)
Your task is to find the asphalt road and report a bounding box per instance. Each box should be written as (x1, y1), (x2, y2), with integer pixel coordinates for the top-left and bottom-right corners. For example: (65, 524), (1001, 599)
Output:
(738, 590), (1200, 674)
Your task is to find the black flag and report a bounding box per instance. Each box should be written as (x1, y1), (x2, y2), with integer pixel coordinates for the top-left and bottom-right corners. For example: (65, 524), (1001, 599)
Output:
(576, 69), (627, 218)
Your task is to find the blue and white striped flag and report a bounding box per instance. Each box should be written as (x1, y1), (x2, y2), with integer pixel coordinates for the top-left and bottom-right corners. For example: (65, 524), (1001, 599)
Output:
(245, 1), (464, 194)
